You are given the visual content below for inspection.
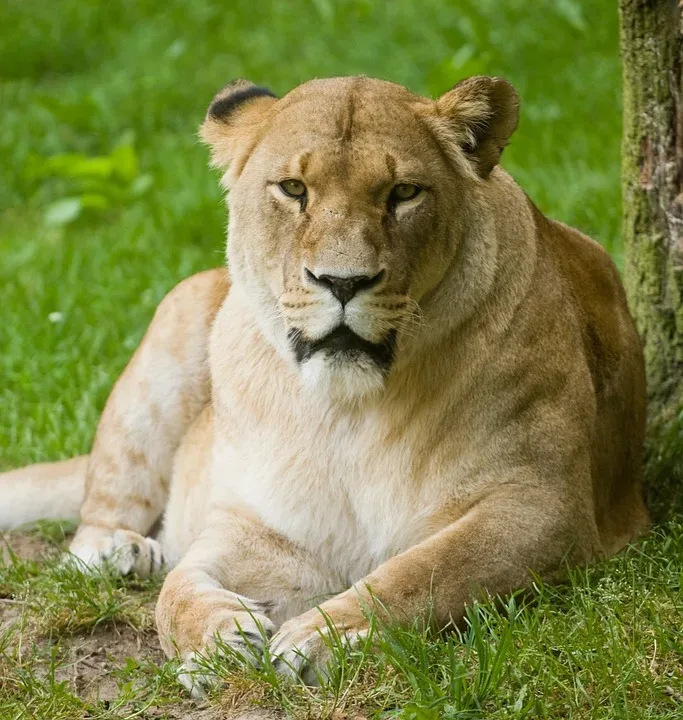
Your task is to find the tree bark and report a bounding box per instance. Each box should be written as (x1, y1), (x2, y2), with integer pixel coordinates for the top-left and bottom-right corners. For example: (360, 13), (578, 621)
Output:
(620, 0), (683, 517)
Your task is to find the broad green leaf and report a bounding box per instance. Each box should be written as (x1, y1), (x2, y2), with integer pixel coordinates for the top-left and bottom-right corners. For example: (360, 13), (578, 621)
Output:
(43, 154), (114, 179)
(111, 143), (139, 182)
(44, 197), (82, 226)
(79, 194), (111, 210)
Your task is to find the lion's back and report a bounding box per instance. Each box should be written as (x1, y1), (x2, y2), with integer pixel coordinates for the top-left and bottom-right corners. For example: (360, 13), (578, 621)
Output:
(535, 206), (649, 553)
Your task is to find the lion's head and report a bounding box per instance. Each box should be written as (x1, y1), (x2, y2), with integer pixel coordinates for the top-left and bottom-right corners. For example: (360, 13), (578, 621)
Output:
(201, 75), (519, 402)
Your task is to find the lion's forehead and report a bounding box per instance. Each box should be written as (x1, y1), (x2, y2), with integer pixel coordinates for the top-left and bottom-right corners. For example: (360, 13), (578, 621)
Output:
(255, 109), (441, 186)
(258, 79), (436, 162)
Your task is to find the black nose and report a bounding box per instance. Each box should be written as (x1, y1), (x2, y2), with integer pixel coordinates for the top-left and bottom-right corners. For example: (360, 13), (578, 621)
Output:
(305, 269), (385, 306)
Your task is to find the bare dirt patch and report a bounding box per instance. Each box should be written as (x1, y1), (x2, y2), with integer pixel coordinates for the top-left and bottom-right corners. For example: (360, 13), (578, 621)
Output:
(1, 529), (54, 563)
(55, 624), (164, 704)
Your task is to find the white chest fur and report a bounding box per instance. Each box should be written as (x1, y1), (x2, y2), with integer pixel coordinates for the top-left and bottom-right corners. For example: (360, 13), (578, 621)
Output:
(204, 288), (473, 588)
(209, 403), (442, 586)
(206, 307), (458, 586)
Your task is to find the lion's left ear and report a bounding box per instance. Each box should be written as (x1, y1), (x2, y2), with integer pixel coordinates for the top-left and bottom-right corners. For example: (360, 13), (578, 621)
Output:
(429, 76), (519, 179)
(200, 80), (278, 176)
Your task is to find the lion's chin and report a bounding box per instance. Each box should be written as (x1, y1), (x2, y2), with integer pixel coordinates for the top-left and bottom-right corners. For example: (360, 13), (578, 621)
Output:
(299, 353), (387, 404)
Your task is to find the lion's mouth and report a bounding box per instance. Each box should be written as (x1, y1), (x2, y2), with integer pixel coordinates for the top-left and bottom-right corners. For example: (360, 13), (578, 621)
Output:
(289, 326), (396, 369)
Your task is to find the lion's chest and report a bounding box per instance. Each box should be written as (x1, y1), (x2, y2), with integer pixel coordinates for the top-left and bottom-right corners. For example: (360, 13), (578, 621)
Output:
(209, 408), (443, 586)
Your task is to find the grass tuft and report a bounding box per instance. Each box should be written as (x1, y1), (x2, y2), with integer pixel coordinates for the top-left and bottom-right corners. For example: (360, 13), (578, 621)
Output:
(0, 545), (160, 637)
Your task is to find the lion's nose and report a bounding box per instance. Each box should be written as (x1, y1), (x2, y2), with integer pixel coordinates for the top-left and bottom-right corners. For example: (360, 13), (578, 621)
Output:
(305, 269), (385, 306)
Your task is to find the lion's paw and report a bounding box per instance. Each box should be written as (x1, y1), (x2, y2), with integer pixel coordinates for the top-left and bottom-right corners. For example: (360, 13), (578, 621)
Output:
(68, 525), (163, 578)
(270, 605), (368, 686)
(176, 606), (276, 698)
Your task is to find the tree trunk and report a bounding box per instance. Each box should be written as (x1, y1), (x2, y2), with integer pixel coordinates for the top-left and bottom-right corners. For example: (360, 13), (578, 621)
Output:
(620, 0), (683, 518)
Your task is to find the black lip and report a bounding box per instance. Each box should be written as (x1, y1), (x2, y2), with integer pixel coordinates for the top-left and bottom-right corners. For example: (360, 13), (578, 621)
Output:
(289, 326), (397, 369)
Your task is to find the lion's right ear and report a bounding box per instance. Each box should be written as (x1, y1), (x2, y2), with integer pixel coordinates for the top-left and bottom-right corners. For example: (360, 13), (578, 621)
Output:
(200, 80), (278, 175)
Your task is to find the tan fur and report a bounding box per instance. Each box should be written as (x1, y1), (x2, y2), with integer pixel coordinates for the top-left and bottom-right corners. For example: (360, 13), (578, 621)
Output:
(1, 75), (648, 690)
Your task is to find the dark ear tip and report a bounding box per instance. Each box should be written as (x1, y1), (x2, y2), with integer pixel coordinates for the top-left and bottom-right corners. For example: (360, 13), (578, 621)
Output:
(208, 82), (278, 122)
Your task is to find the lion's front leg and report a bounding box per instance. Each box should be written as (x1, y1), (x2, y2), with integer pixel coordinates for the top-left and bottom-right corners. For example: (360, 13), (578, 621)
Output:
(69, 269), (228, 576)
(158, 567), (276, 697)
(156, 505), (342, 696)
(270, 485), (600, 683)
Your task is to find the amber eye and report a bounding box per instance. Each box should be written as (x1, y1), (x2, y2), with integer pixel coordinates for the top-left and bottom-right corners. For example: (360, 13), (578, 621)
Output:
(390, 183), (422, 203)
(279, 179), (307, 198)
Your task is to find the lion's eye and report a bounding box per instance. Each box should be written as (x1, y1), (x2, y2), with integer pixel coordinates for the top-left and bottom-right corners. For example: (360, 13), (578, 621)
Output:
(279, 179), (307, 198)
(390, 183), (422, 203)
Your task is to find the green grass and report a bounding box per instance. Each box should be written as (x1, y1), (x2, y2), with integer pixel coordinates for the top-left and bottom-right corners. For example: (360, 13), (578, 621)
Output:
(1, 0), (680, 718)
(1, 522), (681, 718)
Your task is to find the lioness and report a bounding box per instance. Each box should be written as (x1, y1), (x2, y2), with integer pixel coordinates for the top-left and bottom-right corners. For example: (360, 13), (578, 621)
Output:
(1, 75), (649, 691)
